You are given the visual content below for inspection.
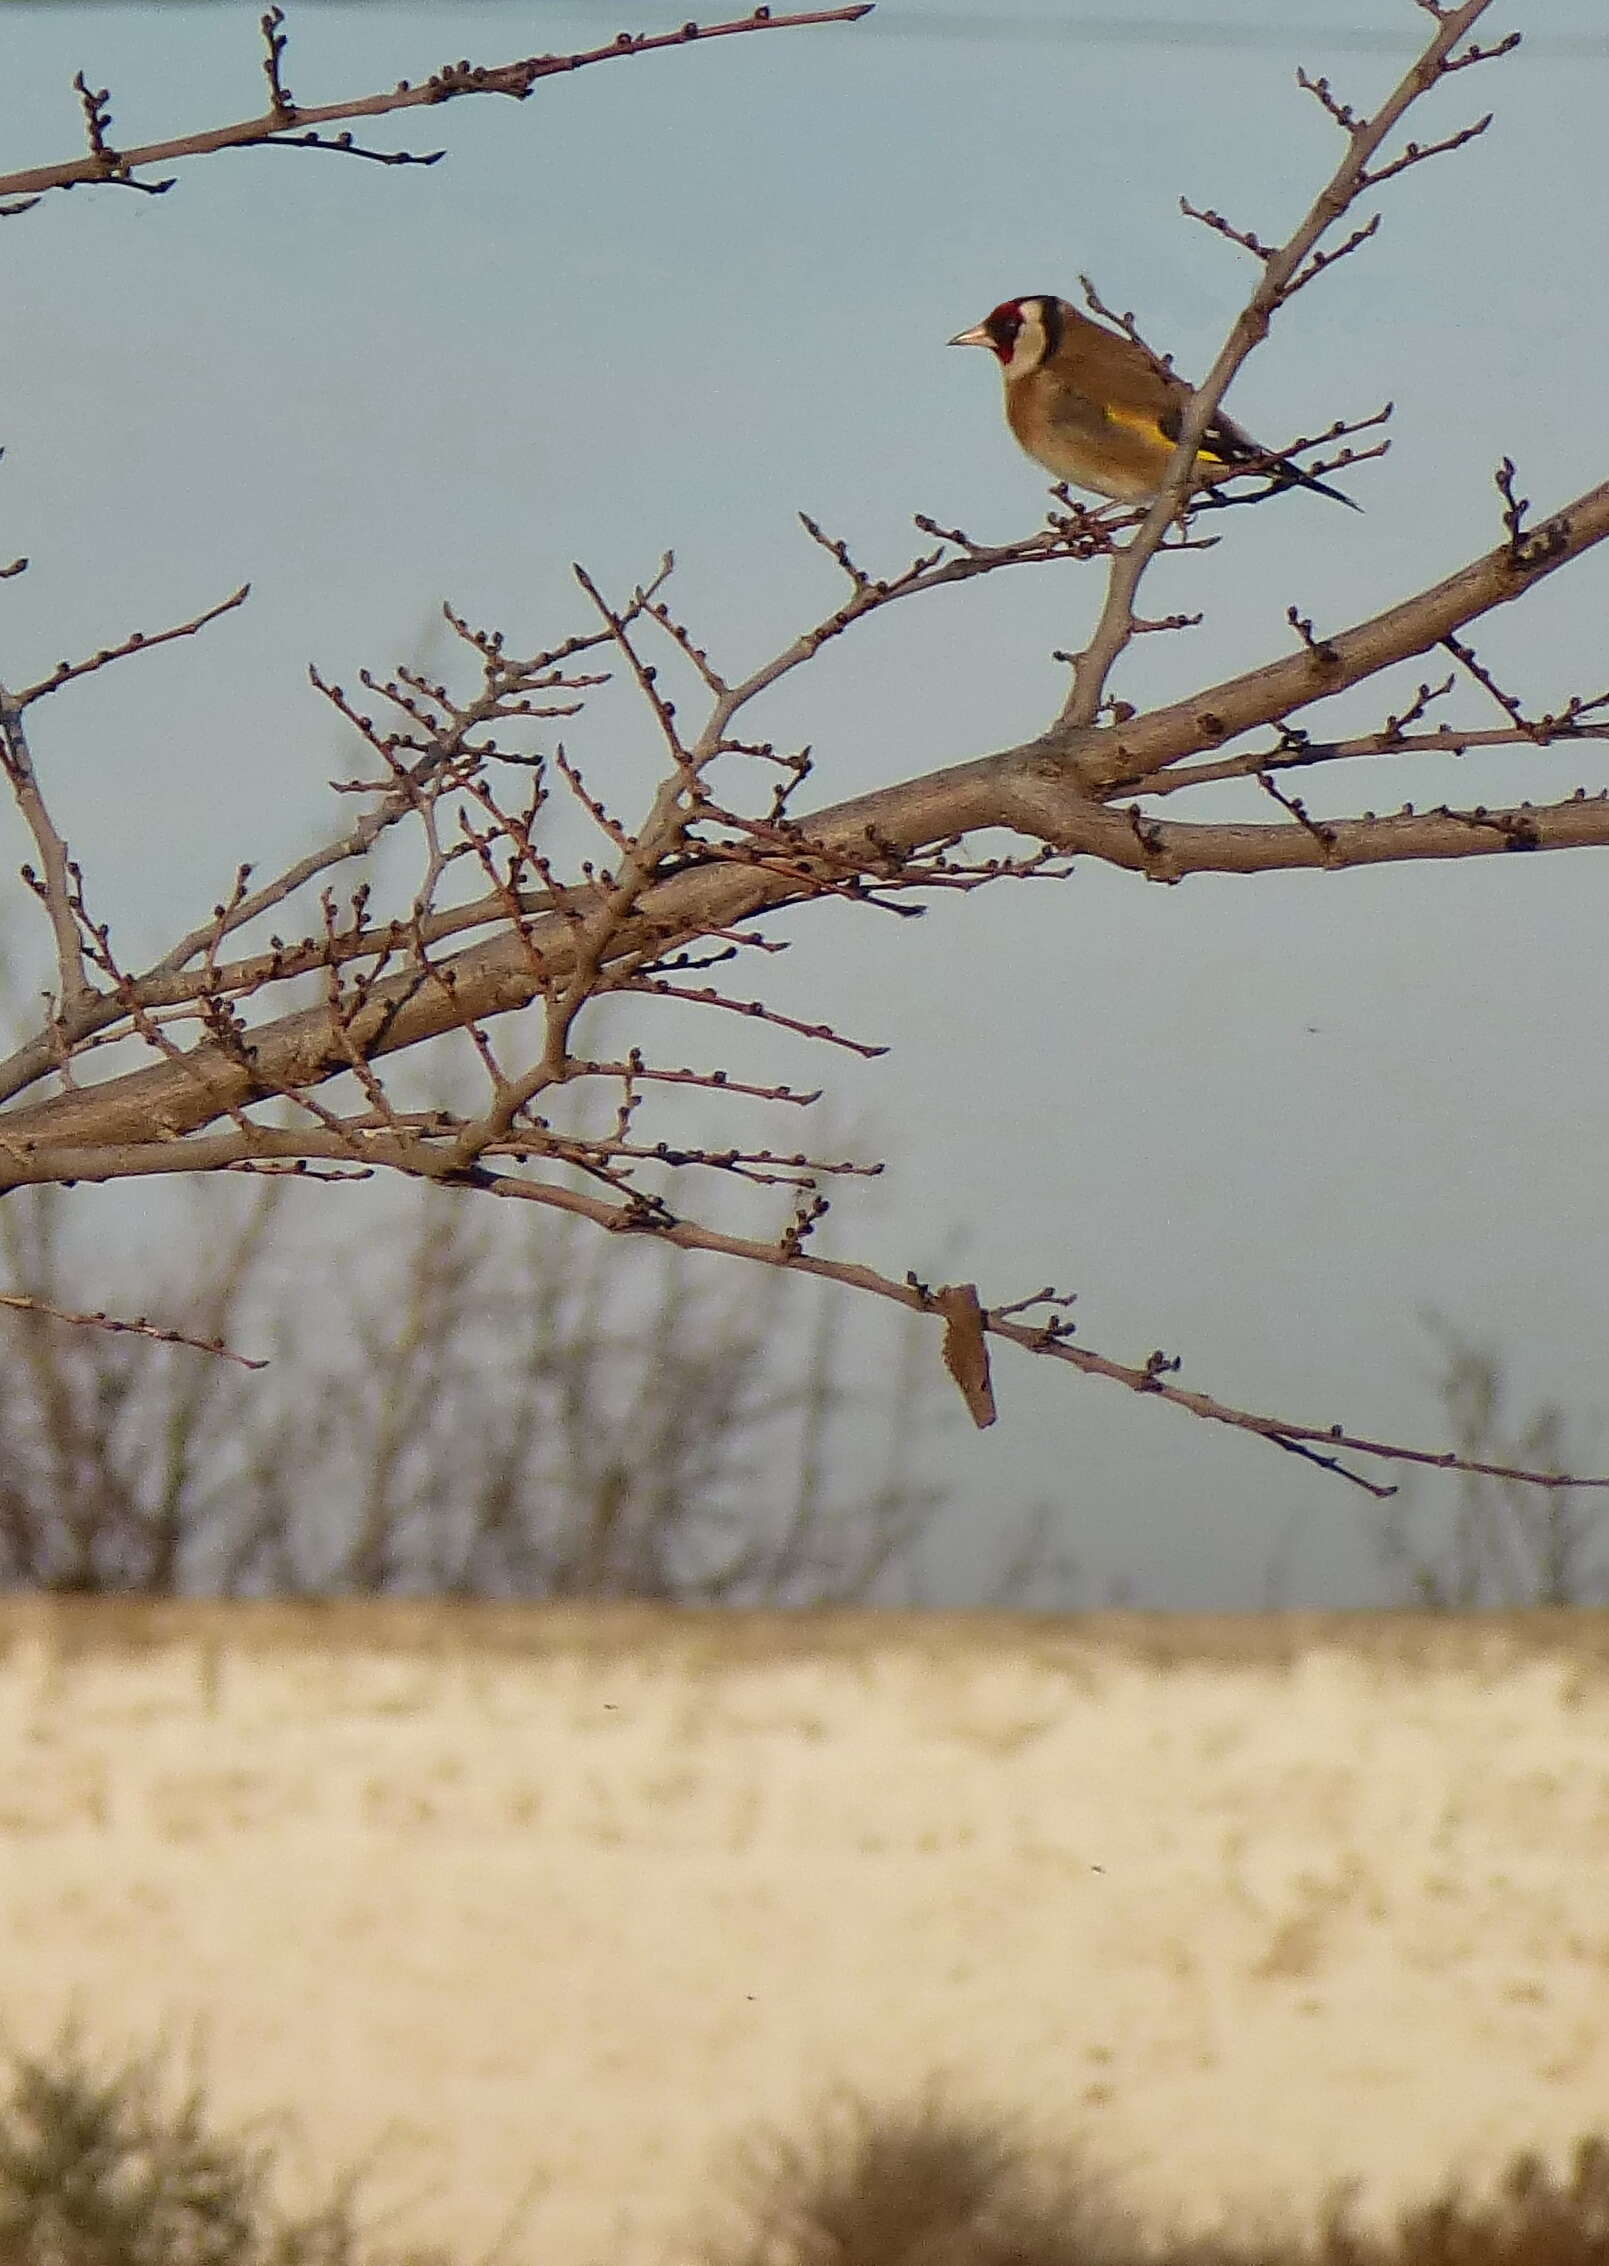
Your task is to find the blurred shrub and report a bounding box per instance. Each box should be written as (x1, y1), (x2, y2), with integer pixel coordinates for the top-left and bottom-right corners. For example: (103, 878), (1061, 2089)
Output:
(0, 2033), (442, 2266)
(2, 2045), (1604, 2266)
(702, 2095), (1609, 2266)
(703, 2092), (1140, 2266)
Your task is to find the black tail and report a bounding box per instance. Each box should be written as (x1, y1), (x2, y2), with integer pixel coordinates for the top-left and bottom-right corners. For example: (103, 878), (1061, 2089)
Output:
(1198, 411), (1362, 511)
(1197, 459), (1361, 513)
(1275, 457), (1363, 511)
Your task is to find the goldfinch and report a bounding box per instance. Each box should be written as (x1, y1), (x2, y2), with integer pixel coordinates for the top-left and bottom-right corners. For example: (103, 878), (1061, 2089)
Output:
(949, 293), (1358, 510)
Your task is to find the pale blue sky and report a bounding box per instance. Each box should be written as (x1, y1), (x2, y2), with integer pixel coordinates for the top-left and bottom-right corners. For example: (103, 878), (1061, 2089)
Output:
(2, 1), (1606, 1603)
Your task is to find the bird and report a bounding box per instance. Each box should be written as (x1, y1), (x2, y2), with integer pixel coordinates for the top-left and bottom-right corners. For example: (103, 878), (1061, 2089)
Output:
(948, 292), (1359, 510)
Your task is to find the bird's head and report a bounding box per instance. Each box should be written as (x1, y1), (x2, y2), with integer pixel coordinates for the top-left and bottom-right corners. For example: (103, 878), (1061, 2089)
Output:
(947, 295), (1063, 377)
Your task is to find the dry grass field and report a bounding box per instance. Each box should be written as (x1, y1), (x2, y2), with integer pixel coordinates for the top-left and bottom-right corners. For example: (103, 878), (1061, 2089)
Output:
(0, 1603), (1605, 2263)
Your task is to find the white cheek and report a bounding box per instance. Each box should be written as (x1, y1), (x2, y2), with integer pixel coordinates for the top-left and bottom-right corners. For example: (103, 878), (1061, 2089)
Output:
(1003, 319), (1045, 378)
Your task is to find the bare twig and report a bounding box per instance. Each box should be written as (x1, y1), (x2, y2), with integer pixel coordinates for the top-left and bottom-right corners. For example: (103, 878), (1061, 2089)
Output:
(0, 698), (96, 1015)
(1360, 111), (1493, 189)
(0, 0), (1603, 1517)
(1441, 629), (1542, 736)
(466, 1169), (1609, 1496)
(1, 6), (873, 207)
(7, 470), (1608, 1166)
(1179, 196), (1274, 261)
(1058, 0), (1501, 735)
(1296, 67), (1360, 131)
(0, 1287), (265, 1367)
(16, 585), (250, 709)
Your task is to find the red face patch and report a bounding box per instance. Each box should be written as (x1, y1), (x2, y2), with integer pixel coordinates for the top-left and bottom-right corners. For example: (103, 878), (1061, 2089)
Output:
(983, 301), (1025, 362)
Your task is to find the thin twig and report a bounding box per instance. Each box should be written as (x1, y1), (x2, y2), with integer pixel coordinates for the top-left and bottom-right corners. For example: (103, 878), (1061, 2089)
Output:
(0, 6), (873, 205)
(15, 585), (250, 708)
(0, 1287), (266, 1367)
(1058, 0), (1500, 736)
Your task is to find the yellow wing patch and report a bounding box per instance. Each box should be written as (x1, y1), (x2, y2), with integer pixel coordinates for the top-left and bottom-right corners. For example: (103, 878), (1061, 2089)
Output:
(1102, 402), (1169, 446)
(1103, 402), (1230, 465)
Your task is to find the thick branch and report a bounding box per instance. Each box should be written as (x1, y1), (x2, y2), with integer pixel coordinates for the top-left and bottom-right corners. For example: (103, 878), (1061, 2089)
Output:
(2, 476), (1606, 1163)
(1066, 479), (1609, 794)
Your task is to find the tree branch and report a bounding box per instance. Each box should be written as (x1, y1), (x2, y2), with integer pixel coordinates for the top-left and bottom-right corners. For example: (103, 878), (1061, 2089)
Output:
(2, 473), (1606, 1162)
(1058, 0), (1500, 732)
(0, 0), (1598, 1504)
(0, 5), (873, 206)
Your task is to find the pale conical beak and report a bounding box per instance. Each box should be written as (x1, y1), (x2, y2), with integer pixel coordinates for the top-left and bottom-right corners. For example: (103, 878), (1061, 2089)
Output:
(947, 322), (993, 348)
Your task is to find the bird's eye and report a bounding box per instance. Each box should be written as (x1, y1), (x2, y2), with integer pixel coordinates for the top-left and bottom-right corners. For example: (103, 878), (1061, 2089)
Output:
(988, 305), (1022, 356)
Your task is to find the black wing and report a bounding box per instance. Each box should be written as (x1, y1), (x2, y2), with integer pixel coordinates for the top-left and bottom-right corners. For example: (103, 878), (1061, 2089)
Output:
(1160, 400), (1359, 509)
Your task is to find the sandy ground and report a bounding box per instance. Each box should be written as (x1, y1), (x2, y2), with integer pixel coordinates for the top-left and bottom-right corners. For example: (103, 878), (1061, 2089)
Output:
(0, 1602), (1606, 2262)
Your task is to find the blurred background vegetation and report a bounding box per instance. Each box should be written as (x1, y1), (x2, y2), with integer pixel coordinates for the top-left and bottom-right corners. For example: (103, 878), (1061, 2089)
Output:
(0, 2037), (1604, 2266)
(0, 1178), (1077, 1606)
(0, 1179), (1598, 1608)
